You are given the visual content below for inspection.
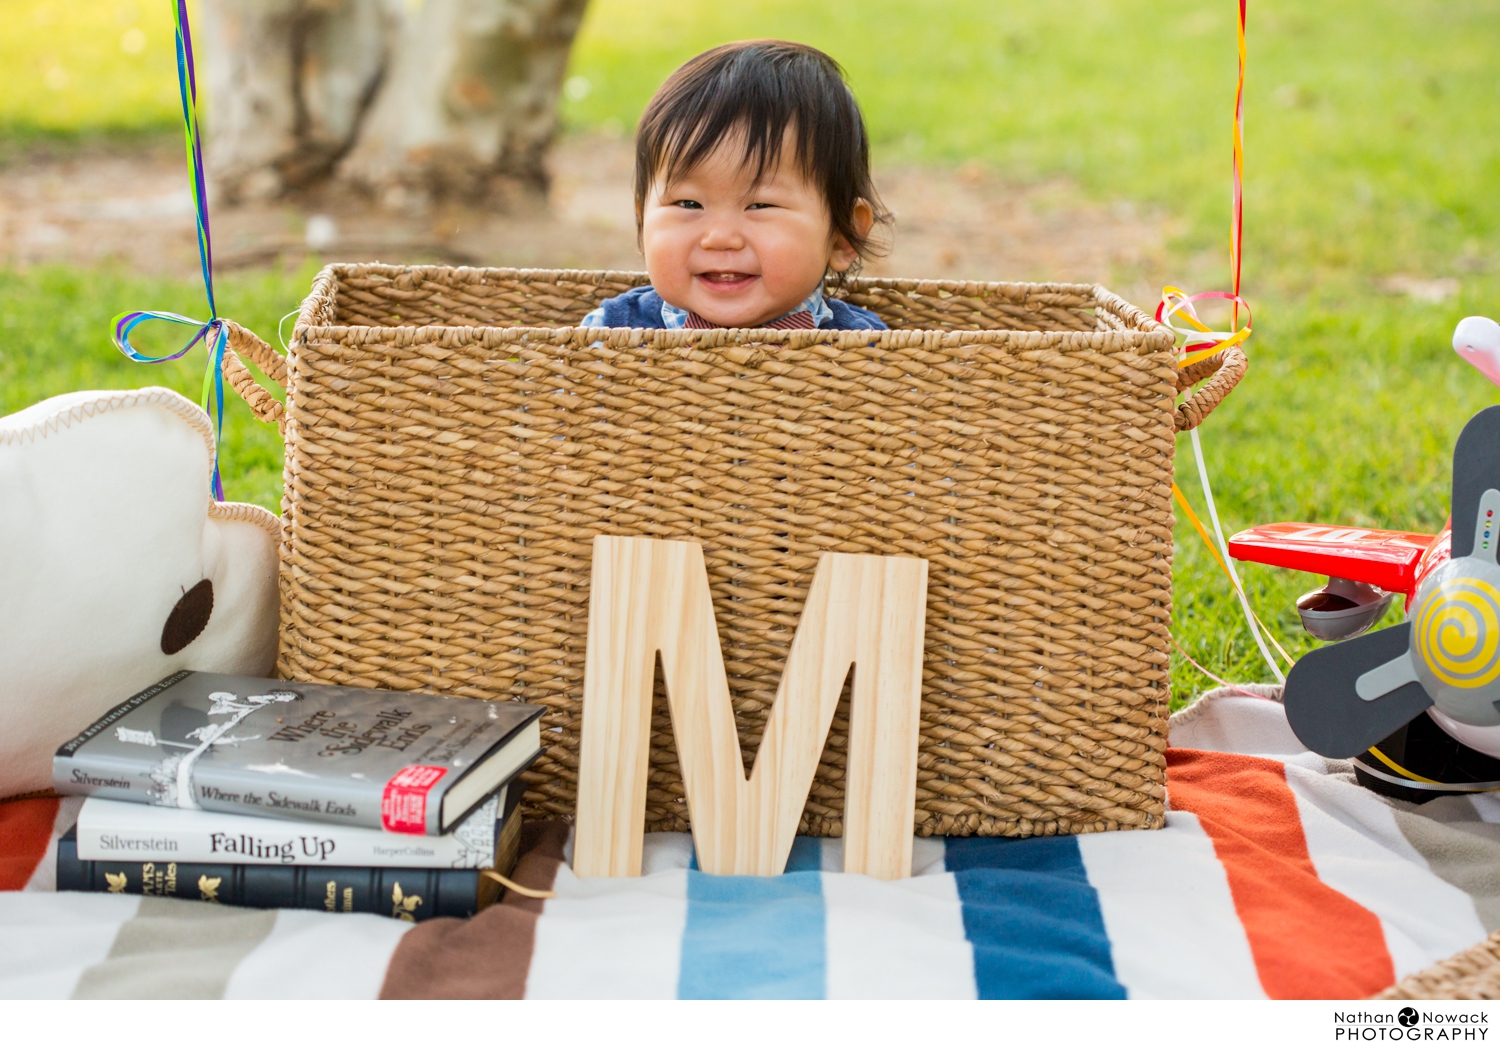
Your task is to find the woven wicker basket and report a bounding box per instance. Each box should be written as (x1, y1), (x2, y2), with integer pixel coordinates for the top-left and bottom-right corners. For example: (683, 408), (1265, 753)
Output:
(1376, 928), (1500, 999)
(221, 264), (1244, 838)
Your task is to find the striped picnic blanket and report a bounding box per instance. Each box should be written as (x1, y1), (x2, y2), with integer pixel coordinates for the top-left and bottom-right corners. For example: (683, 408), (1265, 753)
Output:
(3, 687), (1498, 999)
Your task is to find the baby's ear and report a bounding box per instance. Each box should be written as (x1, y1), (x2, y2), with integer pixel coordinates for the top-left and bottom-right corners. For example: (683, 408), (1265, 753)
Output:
(851, 198), (876, 240)
(829, 199), (875, 273)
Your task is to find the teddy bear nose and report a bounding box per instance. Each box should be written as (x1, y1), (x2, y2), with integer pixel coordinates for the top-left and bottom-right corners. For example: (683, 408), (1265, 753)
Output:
(161, 579), (215, 655)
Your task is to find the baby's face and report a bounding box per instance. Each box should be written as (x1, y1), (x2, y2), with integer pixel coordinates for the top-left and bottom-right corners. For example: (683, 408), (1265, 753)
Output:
(641, 135), (859, 328)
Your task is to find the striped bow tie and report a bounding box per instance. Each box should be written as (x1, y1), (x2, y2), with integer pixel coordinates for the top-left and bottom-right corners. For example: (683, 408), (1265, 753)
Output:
(684, 310), (817, 331)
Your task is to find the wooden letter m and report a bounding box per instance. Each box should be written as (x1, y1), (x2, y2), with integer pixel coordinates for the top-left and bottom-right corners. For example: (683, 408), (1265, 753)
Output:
(574, 535), (928, 880)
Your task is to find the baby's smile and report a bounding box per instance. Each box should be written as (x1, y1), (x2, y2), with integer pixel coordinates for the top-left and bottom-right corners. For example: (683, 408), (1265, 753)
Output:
(696, 271), (760, 291)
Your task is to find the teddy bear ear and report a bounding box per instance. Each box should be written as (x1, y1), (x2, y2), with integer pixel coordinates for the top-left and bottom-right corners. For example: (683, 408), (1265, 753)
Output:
(161, 579), (214, 655)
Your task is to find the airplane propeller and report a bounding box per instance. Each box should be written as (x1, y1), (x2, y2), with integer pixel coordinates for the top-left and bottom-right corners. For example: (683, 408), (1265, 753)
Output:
(1285, 405), (1500, 758)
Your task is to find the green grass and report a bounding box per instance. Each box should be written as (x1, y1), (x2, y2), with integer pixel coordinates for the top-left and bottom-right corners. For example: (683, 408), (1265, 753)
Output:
(0, 0), (180, 144)
(4, 0), (1499, 705)
(563, 0), (1500, 292)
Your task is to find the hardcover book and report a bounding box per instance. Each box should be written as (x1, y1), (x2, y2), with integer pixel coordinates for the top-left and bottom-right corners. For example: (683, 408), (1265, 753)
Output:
(54, 670), (544, 834)
(56, 787), (524, 922)
(75, 773), (531, 868)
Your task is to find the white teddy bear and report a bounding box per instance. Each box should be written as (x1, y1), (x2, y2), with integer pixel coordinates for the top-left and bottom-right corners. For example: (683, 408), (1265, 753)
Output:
(0, 386), (279, 800)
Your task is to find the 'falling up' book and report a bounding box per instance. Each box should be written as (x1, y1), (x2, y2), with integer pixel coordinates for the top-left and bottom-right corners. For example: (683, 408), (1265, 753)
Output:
(54, 670), (545, 835)
(74, 774), (532, 868)
(56, 781), (526, 922)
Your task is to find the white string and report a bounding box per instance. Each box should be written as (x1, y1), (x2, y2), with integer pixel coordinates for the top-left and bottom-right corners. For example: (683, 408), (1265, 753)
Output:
(276, 309), (299, 355)
(1190, 427), (1286, 684)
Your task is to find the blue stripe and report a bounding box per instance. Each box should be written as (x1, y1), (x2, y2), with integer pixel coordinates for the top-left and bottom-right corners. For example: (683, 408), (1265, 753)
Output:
(685, 835), (823, 872)
(783, 836), (824, 872)
(678, 871), (826, 998)
(946, 835), (1125, 999)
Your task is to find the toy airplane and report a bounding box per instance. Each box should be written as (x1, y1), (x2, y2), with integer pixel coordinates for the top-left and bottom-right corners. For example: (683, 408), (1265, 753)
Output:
(1229, 316), (1500, 801)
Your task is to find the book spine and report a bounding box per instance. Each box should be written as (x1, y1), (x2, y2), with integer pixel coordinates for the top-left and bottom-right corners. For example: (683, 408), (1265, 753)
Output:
(52, 749), (160, 806)
(75, 816), (474, 868)
(179, 766), (386, 831)
(73, 789), (515, 868)
(57, 834), (483, 921)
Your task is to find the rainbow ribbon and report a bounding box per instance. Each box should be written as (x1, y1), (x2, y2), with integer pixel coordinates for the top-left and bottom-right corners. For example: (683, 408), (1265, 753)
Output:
(111, 0), (228, 501)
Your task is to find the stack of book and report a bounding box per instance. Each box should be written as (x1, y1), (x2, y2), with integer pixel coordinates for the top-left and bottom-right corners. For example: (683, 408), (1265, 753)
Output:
(52, 670), (545, 922)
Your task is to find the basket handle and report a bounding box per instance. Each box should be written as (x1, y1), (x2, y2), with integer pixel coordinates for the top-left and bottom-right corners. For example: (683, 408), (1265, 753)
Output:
(219, 320), (288, 434)
(1174, 345), (1246, 432)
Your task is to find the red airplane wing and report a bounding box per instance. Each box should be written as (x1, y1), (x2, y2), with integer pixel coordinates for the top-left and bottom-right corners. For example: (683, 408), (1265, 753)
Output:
(1227, 522), (1438, 594)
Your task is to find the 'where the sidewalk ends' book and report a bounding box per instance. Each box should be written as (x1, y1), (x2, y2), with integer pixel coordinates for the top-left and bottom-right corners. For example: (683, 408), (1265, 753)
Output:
(57, 784), (525, 922)
(54, 670), (544, 835)
(75, 775), (530, 868)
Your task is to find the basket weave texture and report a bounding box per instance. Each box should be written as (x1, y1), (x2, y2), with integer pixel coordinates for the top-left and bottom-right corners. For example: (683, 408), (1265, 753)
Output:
(225, 264), (1238, 838)
(1375, 928), (1500, 999)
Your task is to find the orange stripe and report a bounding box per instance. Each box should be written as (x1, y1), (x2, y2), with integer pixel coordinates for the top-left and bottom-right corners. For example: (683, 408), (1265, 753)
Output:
(1167, 749), (1395, 998)
(0, 797), (60, 891)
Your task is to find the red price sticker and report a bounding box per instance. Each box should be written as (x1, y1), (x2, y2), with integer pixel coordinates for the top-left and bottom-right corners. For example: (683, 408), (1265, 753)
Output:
(381, 765), (448, 834)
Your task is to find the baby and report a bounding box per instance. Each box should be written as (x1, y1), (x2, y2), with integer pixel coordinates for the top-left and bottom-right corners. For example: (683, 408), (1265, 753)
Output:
(581, 40), (890, 331)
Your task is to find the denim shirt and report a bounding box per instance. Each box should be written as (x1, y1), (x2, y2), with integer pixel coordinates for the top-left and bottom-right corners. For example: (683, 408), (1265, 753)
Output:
(579, 285), (887, 331)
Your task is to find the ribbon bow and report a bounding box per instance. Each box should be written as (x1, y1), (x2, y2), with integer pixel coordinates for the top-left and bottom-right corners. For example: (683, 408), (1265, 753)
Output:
(111, 0), (228, 501)
(1156, 286), (1252, 368)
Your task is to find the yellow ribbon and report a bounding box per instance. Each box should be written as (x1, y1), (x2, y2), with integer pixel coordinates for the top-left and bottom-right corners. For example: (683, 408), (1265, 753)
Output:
(1173, 482), (1296, 671)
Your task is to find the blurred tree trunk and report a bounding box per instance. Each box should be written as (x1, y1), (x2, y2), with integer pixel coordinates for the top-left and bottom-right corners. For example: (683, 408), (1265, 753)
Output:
(201, 0), (396, 202)
(200, 0), (588, 206)
(339, 0), (589, 208)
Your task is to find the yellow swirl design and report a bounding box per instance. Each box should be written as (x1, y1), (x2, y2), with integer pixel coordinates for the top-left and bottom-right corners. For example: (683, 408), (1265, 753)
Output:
(1416, 577), (1500, 688)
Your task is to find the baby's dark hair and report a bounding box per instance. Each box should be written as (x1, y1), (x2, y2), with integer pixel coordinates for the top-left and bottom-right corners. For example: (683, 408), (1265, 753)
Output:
(634, 40), (890, 274)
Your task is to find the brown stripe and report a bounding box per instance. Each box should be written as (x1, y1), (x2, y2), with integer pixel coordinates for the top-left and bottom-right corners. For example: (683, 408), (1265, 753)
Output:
(379, 820), (568, 999)
(1387, 794), (1500, 931)
(74, 897), (277, 999)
